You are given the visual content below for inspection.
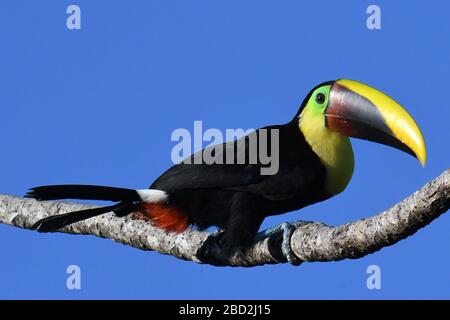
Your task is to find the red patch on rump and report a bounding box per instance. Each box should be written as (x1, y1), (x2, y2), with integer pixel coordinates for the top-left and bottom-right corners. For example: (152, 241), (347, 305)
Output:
(139, 203), (189, 233)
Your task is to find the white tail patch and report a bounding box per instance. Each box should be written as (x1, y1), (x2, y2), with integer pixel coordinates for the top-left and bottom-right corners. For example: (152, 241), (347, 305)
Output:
(136, 189), (168, 203)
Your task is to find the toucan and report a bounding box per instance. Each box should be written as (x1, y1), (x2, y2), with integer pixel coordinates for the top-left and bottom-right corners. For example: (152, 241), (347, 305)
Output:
(27, 79), (426, 264)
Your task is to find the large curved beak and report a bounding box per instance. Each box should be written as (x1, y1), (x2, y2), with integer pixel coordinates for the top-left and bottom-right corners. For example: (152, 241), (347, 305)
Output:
(325, 79), (426, 166)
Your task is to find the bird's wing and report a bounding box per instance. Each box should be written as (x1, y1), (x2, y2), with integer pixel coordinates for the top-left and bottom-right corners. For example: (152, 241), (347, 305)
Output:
(248, 155), (326, 201)
(151, 124), (326, 201)
(150, 129), (267, 191)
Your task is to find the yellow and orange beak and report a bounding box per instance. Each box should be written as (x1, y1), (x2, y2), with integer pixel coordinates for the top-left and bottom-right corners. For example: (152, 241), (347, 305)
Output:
(325, 79), (427, 166)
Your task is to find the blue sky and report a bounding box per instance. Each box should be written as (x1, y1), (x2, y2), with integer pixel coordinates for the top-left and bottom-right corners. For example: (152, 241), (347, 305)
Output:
(0, 1), (449, 299)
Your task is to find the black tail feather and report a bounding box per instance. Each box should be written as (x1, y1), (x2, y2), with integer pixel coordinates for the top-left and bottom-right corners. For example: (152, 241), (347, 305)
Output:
(31, 202), (136, 232)
(26, 185), (140, 202)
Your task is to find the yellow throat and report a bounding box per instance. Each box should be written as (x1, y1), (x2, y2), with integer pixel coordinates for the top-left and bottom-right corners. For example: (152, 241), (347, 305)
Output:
(298, 107), (355, 195)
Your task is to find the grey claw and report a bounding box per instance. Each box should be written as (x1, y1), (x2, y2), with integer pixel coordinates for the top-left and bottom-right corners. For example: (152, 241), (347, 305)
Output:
(280, 222), (301, 266)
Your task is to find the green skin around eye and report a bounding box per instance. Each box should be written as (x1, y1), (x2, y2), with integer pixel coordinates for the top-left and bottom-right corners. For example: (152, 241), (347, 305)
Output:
(310, 85), (331, 113)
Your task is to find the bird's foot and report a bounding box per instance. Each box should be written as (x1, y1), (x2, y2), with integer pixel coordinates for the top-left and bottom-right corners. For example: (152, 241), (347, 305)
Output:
(280, 222), (302, 266)
(196, 229), (227, 265)
(256, 222), (302, 266)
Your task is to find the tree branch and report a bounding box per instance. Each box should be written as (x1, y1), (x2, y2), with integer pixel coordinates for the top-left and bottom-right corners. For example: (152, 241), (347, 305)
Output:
(0, 169), (449, 267)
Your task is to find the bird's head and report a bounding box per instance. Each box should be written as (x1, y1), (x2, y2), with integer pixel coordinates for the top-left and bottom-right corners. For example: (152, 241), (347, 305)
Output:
(297, 79), (426, 167)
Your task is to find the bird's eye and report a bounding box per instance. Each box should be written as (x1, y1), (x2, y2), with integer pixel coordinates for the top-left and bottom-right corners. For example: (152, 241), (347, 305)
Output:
(315, 93), (326, 105)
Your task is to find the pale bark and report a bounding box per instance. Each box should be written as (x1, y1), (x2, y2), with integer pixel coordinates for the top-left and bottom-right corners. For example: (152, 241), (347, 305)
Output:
(0, 169), (448, 267)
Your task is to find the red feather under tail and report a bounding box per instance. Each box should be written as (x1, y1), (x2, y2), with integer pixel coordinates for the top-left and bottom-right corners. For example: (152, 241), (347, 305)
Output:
(139, 203), (189, 233)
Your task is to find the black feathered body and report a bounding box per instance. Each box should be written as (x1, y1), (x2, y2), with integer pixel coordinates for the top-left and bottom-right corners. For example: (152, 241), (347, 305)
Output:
(28, 120), (329, 248)
(150, 120), (328, 247)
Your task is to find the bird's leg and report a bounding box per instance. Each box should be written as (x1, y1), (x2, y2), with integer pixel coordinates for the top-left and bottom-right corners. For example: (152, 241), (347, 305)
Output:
(197, 204), (265, 265)
(255, 222), (302, 266)
(196, 228), (227, 265)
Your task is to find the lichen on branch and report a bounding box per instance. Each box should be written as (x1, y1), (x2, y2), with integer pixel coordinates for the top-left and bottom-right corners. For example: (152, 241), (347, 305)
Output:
(0, 169), (448, 267)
